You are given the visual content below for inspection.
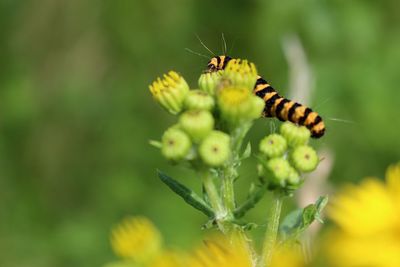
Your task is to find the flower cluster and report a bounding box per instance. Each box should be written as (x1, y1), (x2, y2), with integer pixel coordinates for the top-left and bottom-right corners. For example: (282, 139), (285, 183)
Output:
(145, 57), (324, 267)
(258, 122), (319, 192)
(149, 59), (264, 168)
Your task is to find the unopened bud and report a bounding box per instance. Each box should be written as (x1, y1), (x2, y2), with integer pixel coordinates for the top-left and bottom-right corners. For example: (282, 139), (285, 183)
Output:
(199, 131), (231, 167)
(291, 145), (319, 172)
(184, 89), (215, 111)
(198, 71), (222, 96)
(259, 134), (287, 158)
(161, 128), (192, 161)
(266, 158), (291, 185)
(280, 122), (310, 147)
(179, 110), (214, 142)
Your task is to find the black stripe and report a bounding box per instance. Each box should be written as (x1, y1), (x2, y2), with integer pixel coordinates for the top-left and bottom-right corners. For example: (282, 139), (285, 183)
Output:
(288, 103), (301, 122)
(311, 127), (325, 138)
(256, 77), (267, 85)
(216, 56), (221, 67)
(265, 94), (281, 109)
(222, 56), (232, 69)
(310, 115), (322, 127)
(298, 108), (312, 125)
(255, 87), (268, 98)
(275, 99), (290, 121)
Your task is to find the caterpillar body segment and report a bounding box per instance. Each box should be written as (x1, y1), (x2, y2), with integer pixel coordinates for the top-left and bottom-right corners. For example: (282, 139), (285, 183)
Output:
(207, 56), (325, 138)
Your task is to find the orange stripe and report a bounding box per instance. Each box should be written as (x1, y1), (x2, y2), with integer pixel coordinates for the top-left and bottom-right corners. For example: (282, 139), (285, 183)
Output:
(292, 105), (306, 123)
(280, 101), (295, 121)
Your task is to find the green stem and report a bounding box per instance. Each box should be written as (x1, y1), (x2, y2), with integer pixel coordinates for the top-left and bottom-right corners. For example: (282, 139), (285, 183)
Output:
(220, 122), (251, 218)
(260, 192), (284, 267)
(201, 170), (227, 232)
(221, 166), (236, 218)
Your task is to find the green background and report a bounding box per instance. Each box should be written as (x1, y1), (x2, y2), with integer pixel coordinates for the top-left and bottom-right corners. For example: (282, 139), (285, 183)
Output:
(0, 0), (399, 266)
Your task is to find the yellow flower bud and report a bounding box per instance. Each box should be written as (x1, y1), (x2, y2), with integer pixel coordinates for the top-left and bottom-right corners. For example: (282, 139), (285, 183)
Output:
(149, 71), (189, 114)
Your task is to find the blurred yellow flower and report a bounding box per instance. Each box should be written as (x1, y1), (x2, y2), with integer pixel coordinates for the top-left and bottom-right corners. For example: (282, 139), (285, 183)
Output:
(110, 216), (162, 264)
(270, 246), (305, 267)
(188, 235), (253, 267)
(325, 163), (400, 267)
(149, 250), (187, 267)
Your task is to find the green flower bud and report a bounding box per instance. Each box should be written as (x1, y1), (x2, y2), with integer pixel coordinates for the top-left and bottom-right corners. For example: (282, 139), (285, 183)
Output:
(287, 166), (301, 186)
(266, 158), (291, 185)
(161, 128), (192, 161)
(198, 71), (222, 96)
(291, 145), (319, 172)
(217, 87), (263, 127)
(179, 110), (214, 142)
(280, 122), (310, 147)
(223, 59), (258, 90)
(248, 96), (265, 119)
(149, 71), (189, 115)
(259, 134), (287, 158)
(199, 131), (231, 167)
(184, 90), (215, 111)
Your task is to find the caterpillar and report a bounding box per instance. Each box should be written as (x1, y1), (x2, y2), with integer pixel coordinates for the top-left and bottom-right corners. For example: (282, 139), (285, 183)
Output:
(207, 55), (325, 138)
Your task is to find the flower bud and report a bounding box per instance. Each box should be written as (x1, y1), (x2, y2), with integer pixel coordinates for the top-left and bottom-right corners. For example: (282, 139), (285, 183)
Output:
(280, 122), (310, 147)
(291, 145), (319, 172)
(287, 166), (301, 186)
(217, 87), (263, 127)
(179, 110), (214, 142)
(161, 128), (192, 161)
(199, 131), (231, 167)
(184, 89), (215, 111)
(198, 71), (222, 96)
(149, 71), (189, 115)
(259, 134), (287, 158)
(223, 59), (258, 90)
(266, 158), (291, 185)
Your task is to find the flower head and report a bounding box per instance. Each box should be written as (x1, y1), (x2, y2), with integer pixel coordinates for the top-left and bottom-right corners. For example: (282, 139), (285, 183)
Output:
(188, 236), (252, 267)
(198, 71), (223, 96)
(325, 163), (400, 267)
(223, 59), (258, 90)
(110, 216), (162, 264)
(149, 71), (189, 114)
(217, 87), (264, 128)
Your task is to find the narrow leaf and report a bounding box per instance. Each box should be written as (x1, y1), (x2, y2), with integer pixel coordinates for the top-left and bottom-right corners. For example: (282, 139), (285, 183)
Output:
(241, 142), (252, 160)
(157, 170), (214, 218)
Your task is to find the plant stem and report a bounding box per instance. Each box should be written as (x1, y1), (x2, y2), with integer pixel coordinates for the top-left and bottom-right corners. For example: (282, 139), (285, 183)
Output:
(201, 170), (227, 232)
(260, 192), (284, 267)
(221, 166), (236, 218)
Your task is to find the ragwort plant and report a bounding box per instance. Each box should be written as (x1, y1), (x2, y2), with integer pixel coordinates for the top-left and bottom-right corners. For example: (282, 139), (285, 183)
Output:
(147, 59), (327, 267)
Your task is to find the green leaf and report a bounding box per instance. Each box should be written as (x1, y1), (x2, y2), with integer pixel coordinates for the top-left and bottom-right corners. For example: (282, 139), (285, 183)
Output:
(157, 170), (214, 218)
(279, 195), (328, 241)
(241, 142), (252, 160)
(149, 140), (162, 148)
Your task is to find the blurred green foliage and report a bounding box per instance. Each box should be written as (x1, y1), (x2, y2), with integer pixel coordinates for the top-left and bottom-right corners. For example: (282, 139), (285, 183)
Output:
(0, 0), (399, 266)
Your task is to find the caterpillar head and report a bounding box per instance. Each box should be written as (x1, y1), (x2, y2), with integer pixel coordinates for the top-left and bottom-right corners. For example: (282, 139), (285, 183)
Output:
(206, 55), (232, 72)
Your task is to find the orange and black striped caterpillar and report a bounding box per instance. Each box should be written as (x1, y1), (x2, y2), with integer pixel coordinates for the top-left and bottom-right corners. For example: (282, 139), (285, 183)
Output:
(207, 55), (325, 138)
